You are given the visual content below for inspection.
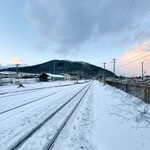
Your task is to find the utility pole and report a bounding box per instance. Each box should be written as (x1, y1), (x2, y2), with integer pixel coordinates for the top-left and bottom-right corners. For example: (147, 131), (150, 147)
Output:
(142, 62), (144, 81)
(65, 61), (67, 74)
(112, 58), (117, 78)
(16, 64), (19, 78)
(102, 62), (106, 85)
(53, 59), (55, 74)
(82, 62), (85, 79)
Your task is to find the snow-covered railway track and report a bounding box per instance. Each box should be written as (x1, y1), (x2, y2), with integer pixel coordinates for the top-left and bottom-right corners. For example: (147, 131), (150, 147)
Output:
(0, 83), (86, 119)
(8, 82), (92, 150)
(45, 82), (92, 150)
(0, 91), (59, 115)
(0, 83), (76, 98)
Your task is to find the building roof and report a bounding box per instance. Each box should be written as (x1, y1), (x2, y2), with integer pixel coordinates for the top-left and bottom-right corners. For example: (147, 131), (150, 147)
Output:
(44, 73), (64, 78)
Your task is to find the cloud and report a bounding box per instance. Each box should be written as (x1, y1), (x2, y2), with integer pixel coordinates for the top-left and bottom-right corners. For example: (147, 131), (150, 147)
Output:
(117, 40), (150, 76)
(23, 0), (150, 55)
(9, 58), (24, 64)
(119, 40), (150, 61)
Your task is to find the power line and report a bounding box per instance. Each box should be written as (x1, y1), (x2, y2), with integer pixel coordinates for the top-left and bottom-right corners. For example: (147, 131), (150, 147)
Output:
(122, 8), (150, 43)
(119, 50), (150, 65)
(106, 0), (136, 59)
(118, 42), (150, 65)
(116, 24), (150, 59)
(115, 25), (150, 65)
(137, 8), (150, 26)
(124, 24), (150, 50)
(117, 53), (150, 68)
(118, 0), (136, 36)
(114, 7), (150, 57)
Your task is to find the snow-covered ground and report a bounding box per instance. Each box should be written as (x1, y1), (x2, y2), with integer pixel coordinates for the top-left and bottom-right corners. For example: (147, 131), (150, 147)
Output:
(0, 80), (82, 94)
(0, 80), (150, 150)
(54, 81), (150, 150)
(0, 80), (91, 150)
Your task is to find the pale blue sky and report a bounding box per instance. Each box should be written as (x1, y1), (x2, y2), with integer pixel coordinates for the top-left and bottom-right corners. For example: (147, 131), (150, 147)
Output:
(0, 0), (150, 76)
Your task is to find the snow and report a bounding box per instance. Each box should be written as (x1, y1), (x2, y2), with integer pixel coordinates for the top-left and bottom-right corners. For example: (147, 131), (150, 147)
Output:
(90, 82), (150, 150)
(0, 80), (80, 94)
(54, 82), (94, 150)
(0, 81), (89, 150)
(0, 80), (150, 150)
(18, 85), (90, 150)
(0, 71), (16, 75)
(53, 81), (150, 150)
(45, 73), (65, 78)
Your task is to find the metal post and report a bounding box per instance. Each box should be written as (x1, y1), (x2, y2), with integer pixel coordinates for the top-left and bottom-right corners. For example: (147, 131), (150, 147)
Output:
(53, 60), (55, 74)
(82, 63), (84, 79)
(103, 63), (106, 85)
(142, 62), (144, 81)
(113, 58), (117, 78)
(16, 64), (19, 78)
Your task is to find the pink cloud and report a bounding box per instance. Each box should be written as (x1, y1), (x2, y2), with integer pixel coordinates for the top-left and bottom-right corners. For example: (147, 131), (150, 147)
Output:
(9, 58), (24, 64)
(117, 40), (150, 76)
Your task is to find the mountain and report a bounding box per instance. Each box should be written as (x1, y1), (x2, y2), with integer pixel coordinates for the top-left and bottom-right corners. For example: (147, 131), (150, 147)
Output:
(0, 60), (116, 78)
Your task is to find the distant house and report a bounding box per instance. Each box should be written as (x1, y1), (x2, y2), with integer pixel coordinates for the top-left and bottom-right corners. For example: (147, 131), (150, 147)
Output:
(69, 73), (78, 80)
(18, 73), (39, 79)
(64, 74), (72, 80)
(144, 76), (150, 81)
(60, 73), (72, 80)
(39, 73), (65, 82)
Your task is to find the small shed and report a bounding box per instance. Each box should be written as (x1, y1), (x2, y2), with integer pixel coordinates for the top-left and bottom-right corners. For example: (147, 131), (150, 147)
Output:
(39, 73), (64, 82)
(39, 73), (49, 82)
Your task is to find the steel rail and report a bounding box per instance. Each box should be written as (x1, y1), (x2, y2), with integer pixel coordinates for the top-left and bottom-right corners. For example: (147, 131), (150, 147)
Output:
(0, 83), (75, 98)
(0, 81), (90, 98)
(9, 82), (90, 150)
(0, 82), (87, 115)
(0, 91), (59, 115)
(45, 82), (92, 150)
